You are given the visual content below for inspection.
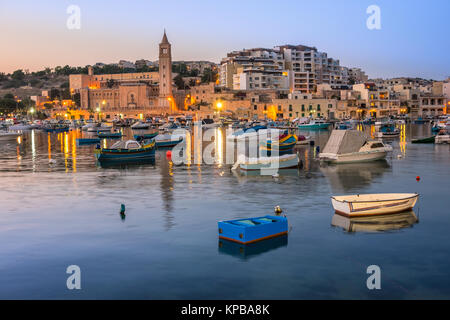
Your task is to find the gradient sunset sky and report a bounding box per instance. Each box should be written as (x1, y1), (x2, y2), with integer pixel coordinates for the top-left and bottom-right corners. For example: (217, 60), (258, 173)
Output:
(0, 0), (449, 79)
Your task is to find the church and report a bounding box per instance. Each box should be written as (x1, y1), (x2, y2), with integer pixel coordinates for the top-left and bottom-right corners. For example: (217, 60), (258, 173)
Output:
(68, 31), (182, 120)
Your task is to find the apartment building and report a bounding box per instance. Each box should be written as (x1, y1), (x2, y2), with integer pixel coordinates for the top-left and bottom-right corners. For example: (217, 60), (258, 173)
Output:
(348, 68), (369, 84)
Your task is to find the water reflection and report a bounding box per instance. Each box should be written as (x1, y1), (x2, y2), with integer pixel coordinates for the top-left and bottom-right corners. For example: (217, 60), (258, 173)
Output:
(331, 210), (418, 233)
(159, 151), (175, 230)
(218, 235), (288, 260)
(320, 160), (391, 192)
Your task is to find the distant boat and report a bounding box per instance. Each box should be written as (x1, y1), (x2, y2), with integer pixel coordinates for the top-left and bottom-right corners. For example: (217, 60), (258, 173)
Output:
(98, 131), (122, 138)
(131, 121), (150, 130)
(76, 138), (101, 145)
(133, 132), (158, 141)
(43, 124), (70, 133)
(155, 133), (184, 148)
(435, 132), (450, 144)
(296, 135), (312, 145)
(9, 122), (33, 131)
(95, 139), (156, 162)
(226, 125), (269, 141)
(413, 118), (427, 124)
(331, 210), (418, 232)
(411, 136), (435, 144)
(319, 130), (392, 163)
(235, 154), (300, 172)
(96, 124), (112, 132)
(374, 123), (400, 138)
(331, 193), (419, 217)
(218, 215), (288, 244)
(298, 119), (331, 130)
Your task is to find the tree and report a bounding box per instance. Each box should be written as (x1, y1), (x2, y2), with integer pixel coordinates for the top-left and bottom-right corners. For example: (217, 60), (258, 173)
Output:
(173, 74), (185, 90)
(11, 69), (25, 81)
(201, 68), (218, 84)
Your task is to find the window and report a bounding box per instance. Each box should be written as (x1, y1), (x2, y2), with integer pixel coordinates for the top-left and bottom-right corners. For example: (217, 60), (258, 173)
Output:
(317, 113), (321, 117)
(302, 113), (305, 117)
(302, 105), (305, 111)
(309, 105), (312, 111)
(289, 113), (292, 117)
(254, 105), (257, 110)
(264, 105), (267, 111)
(328, 104), (332, 108)
(289, 105), (293, 111)
(317, 104), (321, 111)
(278, 105), (281, 111)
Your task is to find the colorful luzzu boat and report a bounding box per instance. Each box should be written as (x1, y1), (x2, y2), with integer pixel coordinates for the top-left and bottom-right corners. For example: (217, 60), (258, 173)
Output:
(76, 138), (101, 145)
(259, 134), (298, 155)
(218, 215), (288, 244)
(95, 139), (155, 162)
(331, 193), (419, 217)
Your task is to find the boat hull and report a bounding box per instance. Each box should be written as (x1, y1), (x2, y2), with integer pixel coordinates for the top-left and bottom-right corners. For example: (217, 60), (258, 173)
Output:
(331, 193), (419, 217)
(239, 154), (299, 171)
(298, 123), (331, 130)
(320, 150), (387, 164)
(218, 216), (288, 244)
(95, 143), (156, 162)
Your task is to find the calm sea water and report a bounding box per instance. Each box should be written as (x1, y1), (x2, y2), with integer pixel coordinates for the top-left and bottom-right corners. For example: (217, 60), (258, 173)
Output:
(0, 124), (449, 299)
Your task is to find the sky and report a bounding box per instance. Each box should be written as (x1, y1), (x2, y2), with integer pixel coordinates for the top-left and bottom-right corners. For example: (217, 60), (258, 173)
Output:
(0, 0), (449, 79)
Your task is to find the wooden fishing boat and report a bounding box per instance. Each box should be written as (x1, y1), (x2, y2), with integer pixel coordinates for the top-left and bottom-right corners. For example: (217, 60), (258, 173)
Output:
(95, 140), (156, 162)
(131, 121), (150, 130)
(259, 134), (297, 155)
(218, 235), (288, 260)
(435, 134), (450, 144)
(98, 131), (122, 139)
(411, 136), (435, 144)
(218, 215), (288, 244)
(76, 138), (100, 145)
(155, 134), (184, 148)
(331, 193), (419, 217)
(236, 154), (299, 171)
(331, 210), (418, 233)
(374, 123), (400, 138)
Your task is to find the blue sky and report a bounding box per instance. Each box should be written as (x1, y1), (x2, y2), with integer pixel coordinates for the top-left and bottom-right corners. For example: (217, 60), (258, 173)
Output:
(0, 0), (449, 79)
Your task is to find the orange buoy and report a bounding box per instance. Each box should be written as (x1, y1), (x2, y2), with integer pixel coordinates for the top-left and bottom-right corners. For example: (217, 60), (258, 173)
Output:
(166, 150), (172, 159)
(416, 176), (420, 182)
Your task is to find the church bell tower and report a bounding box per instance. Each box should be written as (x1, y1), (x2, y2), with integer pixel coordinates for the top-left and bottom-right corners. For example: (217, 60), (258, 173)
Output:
(158, 30), (173, 110)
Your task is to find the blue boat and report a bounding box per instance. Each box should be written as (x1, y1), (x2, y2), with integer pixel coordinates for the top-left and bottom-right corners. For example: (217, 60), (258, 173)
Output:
(133, 132), (158, 140)
(44, 125), (70, 133)
(218, 215), (288, 244)
(76, 138), (101, 145)
(95, 140), (156, 162)
(298, 119), (331, 130)
(431, 126), (441, 134)
(259, 134), (297, 155)
(98, 132), (122, 139)
(414, 118), (427, 124)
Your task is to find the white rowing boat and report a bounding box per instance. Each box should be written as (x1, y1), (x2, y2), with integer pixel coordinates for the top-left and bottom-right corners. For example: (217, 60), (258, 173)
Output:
(331, 193), (419, 217)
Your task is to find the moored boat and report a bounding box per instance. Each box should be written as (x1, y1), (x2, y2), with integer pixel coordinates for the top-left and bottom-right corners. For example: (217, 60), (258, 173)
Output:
(298, 119), (331, 130)
(319, 130), (392, 164)
(131, 121), (150, 130)
(133, 132), (158, 141)
(259, 133), (297, 155)
(95, 139), (156, 162)
(76, 138), (101, 145)
(98, 131), (122, 138)
(218, 215), (288, 244)
(155, 133), (184, 148)
(331, 193), (419, 217)
(236, 154), (299, 172)
(374, 123), (400, 138)
(411, 136), (435, 144)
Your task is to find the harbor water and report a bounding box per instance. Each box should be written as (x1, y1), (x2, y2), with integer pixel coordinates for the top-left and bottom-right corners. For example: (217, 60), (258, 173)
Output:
(0, 124), (449, 299)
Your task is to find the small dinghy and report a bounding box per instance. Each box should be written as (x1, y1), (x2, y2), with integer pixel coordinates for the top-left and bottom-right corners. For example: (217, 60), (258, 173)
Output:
(259, 133), (298, 155)
(331, 193), (419, 217)
(218, 215), (288, 244)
